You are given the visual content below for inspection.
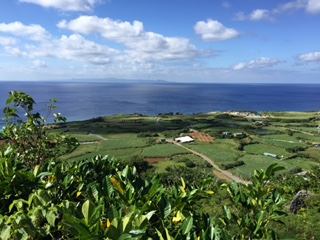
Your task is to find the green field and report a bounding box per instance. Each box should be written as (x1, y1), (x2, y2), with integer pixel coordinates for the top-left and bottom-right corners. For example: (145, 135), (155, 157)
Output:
(141, 143), (190, 157)
(54, 111), (320, 180)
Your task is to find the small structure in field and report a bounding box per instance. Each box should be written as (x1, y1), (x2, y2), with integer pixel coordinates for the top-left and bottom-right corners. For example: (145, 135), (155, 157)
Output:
(175, 136), (194, 143)
(264, 152), (278, 158)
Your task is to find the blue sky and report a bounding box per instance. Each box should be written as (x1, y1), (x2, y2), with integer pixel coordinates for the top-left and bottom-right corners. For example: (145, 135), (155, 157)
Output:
(0, 0), (319, 83)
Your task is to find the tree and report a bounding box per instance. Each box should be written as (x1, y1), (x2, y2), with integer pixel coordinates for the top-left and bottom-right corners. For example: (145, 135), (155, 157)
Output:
(2, 91), (78, 168)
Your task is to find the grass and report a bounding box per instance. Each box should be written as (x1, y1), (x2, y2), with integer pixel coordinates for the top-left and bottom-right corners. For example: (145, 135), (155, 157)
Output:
(98, 137), (148, 150)
(284, 157), (319, 170)
(293, 132), (320, 142)
(255, 137), (307, 149)
(141, 143), (189, 157)
(187, 139), (242, 164)
(152, 160), (185, 173)
(244, 143), (288, 157)
(68, 134), (102, 142)
(61, 143), (99, 160)
(230, 155), (294, 180)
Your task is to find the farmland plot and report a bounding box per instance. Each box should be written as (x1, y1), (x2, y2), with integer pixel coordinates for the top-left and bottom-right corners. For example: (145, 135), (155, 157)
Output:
(141, 144), (189, 157)
(244, 143), (288, 157)
(255, 137), (307, 149)
(98, 137), (148, 150)
(187, 140), (241, 164)
(230, 155), (294, 180)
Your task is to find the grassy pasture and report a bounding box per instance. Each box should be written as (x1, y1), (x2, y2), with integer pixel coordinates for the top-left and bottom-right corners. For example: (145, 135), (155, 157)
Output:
(141, 143), (189, 157)
(255, 138), (307, 149)
(304, 148), (320, 162)
(97, 137), (148, 150)
(284, 157), (319, 170)
(231, 155), (294, 180)
(187, 140), (241, 164)
(293, 132), (320, 142)
(61, 143), (99, 161)
(244, 143), (288, 157)
(152, 160), (185, 173)
(68, 134), (102, 142)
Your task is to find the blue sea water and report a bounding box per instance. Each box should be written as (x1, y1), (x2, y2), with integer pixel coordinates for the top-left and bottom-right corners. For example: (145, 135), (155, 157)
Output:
(1, 81), (320, 129)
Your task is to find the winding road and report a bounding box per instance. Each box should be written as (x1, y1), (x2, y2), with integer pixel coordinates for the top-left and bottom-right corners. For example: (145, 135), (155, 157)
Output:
(172, 141), (251, 185)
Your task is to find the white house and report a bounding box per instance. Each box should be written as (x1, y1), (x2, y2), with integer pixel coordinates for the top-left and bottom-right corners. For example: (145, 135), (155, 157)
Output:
(175, 136), (194, 143)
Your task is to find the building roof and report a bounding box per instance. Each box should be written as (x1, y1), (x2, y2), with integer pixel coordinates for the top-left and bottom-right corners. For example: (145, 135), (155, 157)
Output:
(175, 136), (194, 143)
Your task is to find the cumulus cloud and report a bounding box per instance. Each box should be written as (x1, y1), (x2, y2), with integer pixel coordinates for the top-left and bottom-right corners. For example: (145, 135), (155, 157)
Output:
(0, 36), (17, 46)
(234, 9), (275, 21)
(233, 57), (279, 70)
(18, 0), (100, 12)
(0, 22), (49, 41)
(48, 34), (119, 65)
(306, 0), (320, 14)
(58, 16), (201, 62)
(299, 52), (320, 62)
(4, 46), (30, 58)
(32, 59), (47, 68)
(194, 19), (240, 42)
(57, 16), (144, 39)
(2, 32), (120, 65)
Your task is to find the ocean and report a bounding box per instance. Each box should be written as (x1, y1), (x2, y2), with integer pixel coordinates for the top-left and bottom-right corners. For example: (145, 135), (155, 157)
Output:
(1, 81), (320, 129)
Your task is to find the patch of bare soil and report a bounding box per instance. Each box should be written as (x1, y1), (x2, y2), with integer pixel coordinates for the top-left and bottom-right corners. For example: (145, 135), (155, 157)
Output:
(189, 132), (214, 143)
(144, 158), (167, 163)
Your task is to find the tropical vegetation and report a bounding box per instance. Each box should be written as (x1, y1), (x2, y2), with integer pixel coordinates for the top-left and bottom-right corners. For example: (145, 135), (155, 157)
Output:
(0, 91), (319, 239)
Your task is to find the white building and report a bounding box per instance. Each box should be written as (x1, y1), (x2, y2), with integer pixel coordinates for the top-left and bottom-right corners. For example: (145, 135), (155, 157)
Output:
(175, 136), (194, 143)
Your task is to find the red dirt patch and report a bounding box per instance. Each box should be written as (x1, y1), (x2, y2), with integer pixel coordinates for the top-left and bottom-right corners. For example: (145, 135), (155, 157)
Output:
(144, 158), (167, 163)
(189, 132), (214, 143)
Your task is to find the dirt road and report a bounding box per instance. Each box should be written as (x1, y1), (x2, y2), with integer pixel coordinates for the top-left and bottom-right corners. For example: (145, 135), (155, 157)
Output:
(172, 141), (251, 184)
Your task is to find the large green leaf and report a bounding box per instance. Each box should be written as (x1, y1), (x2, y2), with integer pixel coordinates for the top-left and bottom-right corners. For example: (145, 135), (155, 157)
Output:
(0, 225), (11, 240)
(82, 200), (94, 226)
(181, 216), (193, 235)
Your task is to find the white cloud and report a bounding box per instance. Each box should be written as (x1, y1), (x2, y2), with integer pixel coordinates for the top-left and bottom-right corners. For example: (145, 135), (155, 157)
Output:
(0, 22), (49, 41)
(274, 0), (306, 13)
(306, 0), (320, 14)
(194, 19), (240, 42)
(234, 9), (274, 21)
(4, 46), (30, 58)
(233, 57), (279, 70)
(236, 0), (320, 23)
(32, 59), (47, 68)
(250, 9), (274, 21)
(18, 0), (100, 12)
(233, 62), (246, 70)
(58, 16), (201, 62)
(49, 34), (118, 65)
(274, 0), (320, 14)
(0, 36), (17, 46)
(2, 32), (120, 65)
(299, 52), (320, 62)
(58, 16), (144, 39)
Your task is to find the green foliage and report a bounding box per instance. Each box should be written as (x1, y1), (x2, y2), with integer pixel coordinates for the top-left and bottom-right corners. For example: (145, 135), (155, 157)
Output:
(3, 92), (319, 239)
(222, 164), (287, 239)
(2, 91), (78, 168)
